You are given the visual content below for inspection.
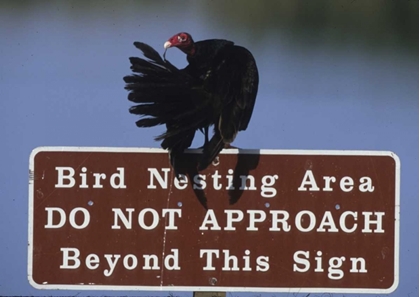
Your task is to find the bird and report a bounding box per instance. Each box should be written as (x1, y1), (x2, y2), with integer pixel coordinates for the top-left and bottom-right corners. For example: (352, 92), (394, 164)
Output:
(124, 32), (259, 172)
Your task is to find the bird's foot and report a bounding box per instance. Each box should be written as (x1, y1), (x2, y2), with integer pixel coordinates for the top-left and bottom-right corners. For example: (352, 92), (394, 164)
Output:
(212, 156), (220, 166)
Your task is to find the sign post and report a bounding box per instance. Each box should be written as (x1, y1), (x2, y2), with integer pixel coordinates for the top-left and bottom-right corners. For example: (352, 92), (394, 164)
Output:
(28, 147), (400, 294)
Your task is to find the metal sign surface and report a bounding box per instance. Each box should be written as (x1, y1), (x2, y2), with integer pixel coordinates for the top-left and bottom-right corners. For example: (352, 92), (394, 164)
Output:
(28, 147), (400, 293)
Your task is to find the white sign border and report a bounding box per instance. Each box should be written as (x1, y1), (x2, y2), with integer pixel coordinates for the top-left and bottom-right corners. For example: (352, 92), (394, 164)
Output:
(28, 146), (400, 294)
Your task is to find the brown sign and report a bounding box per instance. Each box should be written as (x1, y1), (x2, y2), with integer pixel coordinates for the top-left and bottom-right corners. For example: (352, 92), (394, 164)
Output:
(28, 147), (400, 293)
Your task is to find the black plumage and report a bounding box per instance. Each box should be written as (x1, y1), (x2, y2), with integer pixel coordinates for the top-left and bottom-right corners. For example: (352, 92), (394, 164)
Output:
(124, 32), (259, 171)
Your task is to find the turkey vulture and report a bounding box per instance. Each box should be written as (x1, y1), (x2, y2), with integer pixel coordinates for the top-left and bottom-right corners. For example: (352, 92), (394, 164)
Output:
(124, 32), (259, 172)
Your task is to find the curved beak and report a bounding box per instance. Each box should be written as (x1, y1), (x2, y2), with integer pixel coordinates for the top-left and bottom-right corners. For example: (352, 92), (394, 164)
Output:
(164, 41), (172, 49)
(163, 48), (168, 61)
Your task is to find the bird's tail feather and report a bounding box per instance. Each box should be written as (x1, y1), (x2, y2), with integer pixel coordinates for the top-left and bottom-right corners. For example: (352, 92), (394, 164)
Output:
(166, 130), (196, 179)
(162, 129), (196, 151)
(124, 42), (203, 144)
(154, 104), (209, 141)
(133, 42), (164, 64)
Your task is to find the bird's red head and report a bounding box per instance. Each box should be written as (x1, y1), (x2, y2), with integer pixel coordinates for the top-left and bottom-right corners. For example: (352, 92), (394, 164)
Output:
(164, 32), (195, 56)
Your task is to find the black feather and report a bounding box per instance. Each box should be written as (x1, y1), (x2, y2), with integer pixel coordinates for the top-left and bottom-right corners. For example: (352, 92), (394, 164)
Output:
(124, 36), (258, 172)
(198, 131), (225, 171)
(133, 42), (164, 64)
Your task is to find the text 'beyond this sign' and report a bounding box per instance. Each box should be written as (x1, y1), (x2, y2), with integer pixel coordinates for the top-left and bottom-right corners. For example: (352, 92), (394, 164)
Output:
(28, 147), (400, 293)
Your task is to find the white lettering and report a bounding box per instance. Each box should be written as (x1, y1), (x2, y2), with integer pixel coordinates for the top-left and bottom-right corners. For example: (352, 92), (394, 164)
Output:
(162, 209), (181, 230)
(240, 175), (256, 190)
(164, 249), (180, 270)
(55, 167), (75, 188)
(340, 176), (354, 192)
(60, 247), (80, 269)
(340, 211), (358, 233)
(174, 174), (188, 190)
(199, 210), (221, 230)
(328, 257), (346, 280)
(350, 257), (367, 273)
(68, 207), (90, 229)
(269, 210), (291, 231)
(103, 254), (121, 277)
(147, 168), (170, 189)
(200, 249), (219, 271)
(143, 254), (159, 270)
(138, 208), (159, 230)
(298, 170), (320, 191)
(123, 254), (138, 270)
(316, 211), (339, 232)
(246, 210), (266, 231)
(359, 177), (374, 192)
(85, 254), (100, 270)
(295, 210), (316, 232)
(224, 210), (244, 231)
(93, 173), (106, 188)
(261, 175), (278, 198)
(323, 176), (336, 191)
(111, 208), (134, 229)
(362, 212), (385, 233)
(212, 171), (222, 190)
(45, 207), (66, 229)
(256, 256), (270, 272)
(222, 250), (239, 271)
(293, 250), (310, 272)
(193, 174), (206, 190)
(110, 167), (126, 189)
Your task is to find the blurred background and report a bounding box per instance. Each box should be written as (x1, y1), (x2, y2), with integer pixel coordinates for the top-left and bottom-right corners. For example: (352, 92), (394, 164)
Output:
(0, 0), (418, 296)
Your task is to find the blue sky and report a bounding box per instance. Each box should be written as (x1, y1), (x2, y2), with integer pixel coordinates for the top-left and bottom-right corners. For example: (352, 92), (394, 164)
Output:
(0, 1), (418, 296)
